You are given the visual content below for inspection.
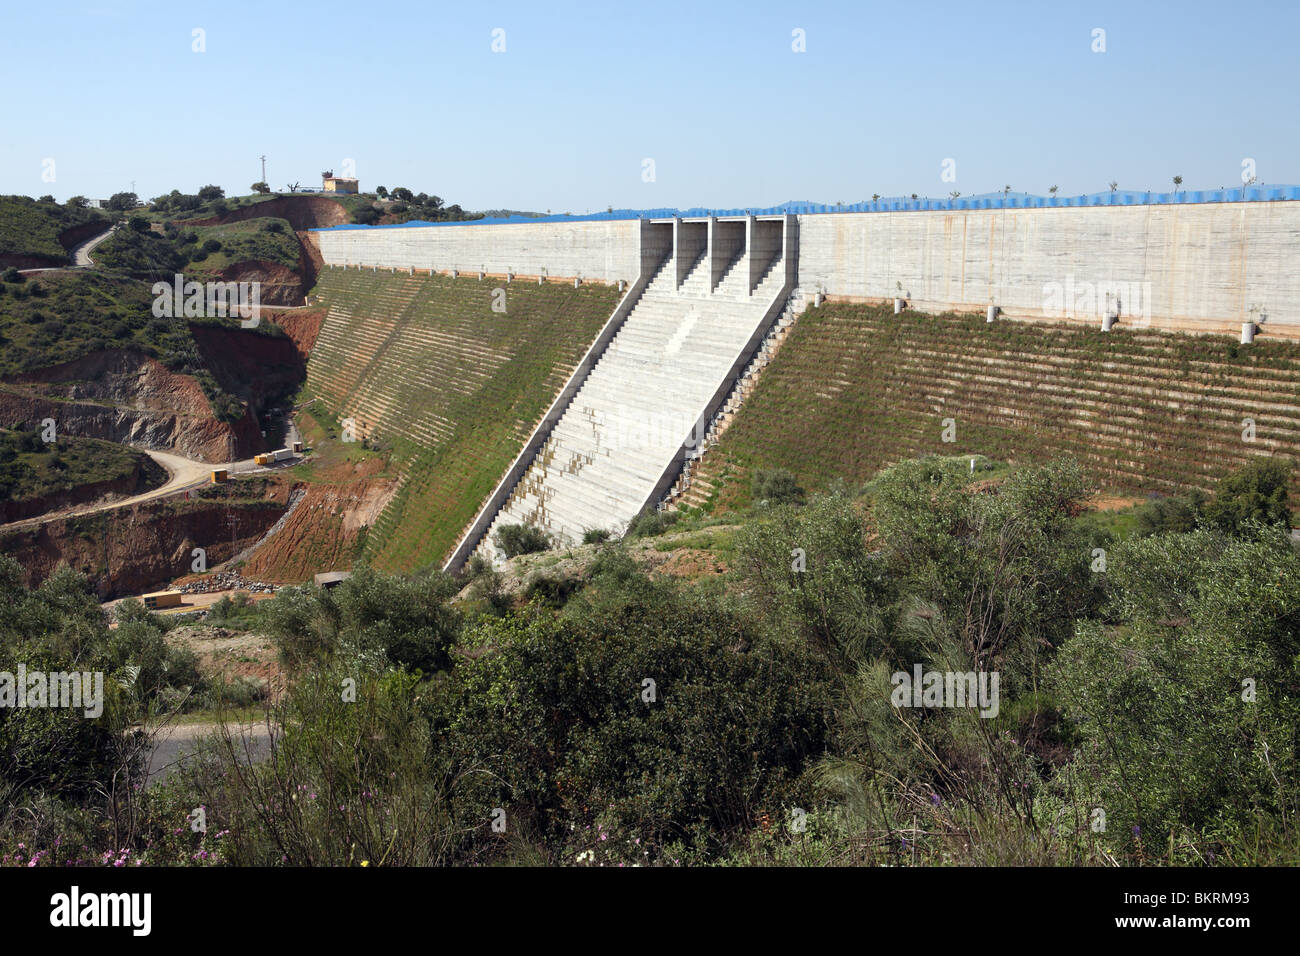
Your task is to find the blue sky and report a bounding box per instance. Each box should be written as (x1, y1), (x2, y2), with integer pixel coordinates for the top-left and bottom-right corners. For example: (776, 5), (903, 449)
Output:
(3, 0), (1297, 212)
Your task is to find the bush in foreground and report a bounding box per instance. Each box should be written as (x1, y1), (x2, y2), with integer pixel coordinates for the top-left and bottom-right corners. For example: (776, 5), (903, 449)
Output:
(493, 523), (551, 559)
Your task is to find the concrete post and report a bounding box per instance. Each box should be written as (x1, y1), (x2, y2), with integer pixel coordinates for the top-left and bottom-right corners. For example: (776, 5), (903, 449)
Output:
(672, 218), (682, 290)
(1242, 322), (1256, 344)
(986, 304), (997, 323)
(894, 297), (904, 314)
(745, 216), (757, 297)
(783, 215), (797, 287)
(1101, 314), (1117, 332)
(707, 216), (718, 295)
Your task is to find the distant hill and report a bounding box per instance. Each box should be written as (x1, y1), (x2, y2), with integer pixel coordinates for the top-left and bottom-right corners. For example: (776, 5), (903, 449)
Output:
(474, 209), (545, 219)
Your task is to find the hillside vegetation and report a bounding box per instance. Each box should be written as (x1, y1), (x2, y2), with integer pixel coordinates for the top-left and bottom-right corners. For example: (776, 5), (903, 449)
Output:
(0, 426), (165, 510)
(688, 303), (1300, 511)
(0, 269), (296, 428)
(4, 455), (1296, 867)
(95, 216), (301, 277)
(0, 271), (191, 375)
(0, 195), (108, 261)
(304, 268), (620, 570)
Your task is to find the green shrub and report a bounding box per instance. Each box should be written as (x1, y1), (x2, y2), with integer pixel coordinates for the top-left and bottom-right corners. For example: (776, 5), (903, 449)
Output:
(736, 489), (886, 662)
(186, 665), (456, 866)
(1134, 490), (1205, 536)
(434, 575), (834, 860)
(581, 528), (611, 545)
(626, 509), (678, 538)
(524, 572), (580, 608)
(1050, 526), (1300, 856)
(262, 566), (460, 674)
(1204, 458), (1292, 535)
(752, 468), (805, 506)
(493, 523), (551, 558)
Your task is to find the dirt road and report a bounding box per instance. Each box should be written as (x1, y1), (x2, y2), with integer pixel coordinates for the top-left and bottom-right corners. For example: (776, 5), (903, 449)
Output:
(0, 448), (260, 532)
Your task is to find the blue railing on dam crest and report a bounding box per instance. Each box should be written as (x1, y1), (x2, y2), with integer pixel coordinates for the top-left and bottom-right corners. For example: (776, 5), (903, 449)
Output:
(313, 186), (1300, 231)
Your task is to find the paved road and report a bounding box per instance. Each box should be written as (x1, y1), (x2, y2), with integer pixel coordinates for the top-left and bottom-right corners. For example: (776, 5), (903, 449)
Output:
(17, 223), (118, 274)
(74, 224), (117, 266)
(144, 720), (274, 784)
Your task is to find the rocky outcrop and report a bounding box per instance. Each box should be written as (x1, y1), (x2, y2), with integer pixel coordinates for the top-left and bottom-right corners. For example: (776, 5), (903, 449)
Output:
(1, 252), (66, 270)
(188, 324), (307, 411)
(268, 307), (324, 357)
(0, 349), (263, 462)
(0, 388), (259, 462)
(217, 260), (305, 307)
(0, 483), (293, 599)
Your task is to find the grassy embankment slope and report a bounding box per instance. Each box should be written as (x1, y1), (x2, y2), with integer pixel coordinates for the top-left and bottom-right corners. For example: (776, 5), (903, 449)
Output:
(685, 303), (1300, 512)
(0, 271), (189, 371)
(303, 268), (621, 572)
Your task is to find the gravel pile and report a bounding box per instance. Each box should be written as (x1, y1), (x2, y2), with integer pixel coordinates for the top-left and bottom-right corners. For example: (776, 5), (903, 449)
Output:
(179, 571), (280, 595)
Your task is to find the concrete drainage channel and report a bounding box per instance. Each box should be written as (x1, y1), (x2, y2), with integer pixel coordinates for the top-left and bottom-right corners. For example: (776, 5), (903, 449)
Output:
(226, 487), (307, 567)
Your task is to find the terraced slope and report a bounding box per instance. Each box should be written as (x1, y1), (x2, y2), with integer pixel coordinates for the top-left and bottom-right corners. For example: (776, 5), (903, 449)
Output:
(305, 268), (620, 570)
(685, 304), (1300, 511)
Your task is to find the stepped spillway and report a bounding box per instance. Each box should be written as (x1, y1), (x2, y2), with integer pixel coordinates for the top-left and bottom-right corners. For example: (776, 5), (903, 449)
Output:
(478, 255), (788, 554)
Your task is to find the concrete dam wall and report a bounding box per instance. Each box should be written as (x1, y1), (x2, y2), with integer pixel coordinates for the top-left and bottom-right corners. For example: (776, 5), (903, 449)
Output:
(314, 218), (644, 283)
(307, 197), (1299, 567)
(797, 202), (1300, 337)
(314, 198), (1300, 338)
